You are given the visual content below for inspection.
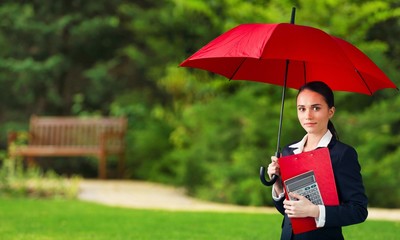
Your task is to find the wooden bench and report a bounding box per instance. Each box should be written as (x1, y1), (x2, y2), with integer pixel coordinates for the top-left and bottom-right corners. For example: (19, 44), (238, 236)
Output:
(8, 116), (127, 179)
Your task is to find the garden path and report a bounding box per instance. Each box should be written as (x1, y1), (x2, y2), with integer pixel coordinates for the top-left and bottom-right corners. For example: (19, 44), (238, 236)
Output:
(78, 180), (400, 221)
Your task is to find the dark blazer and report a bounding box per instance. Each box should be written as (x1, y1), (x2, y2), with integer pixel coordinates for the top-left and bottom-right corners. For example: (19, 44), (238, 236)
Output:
(274, 137), (368, 240)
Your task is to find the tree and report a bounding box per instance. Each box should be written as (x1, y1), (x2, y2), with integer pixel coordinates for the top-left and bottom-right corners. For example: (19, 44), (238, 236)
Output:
(145, 0), (400, 207)
(0, 0), (131, 119)
(0, 0), (398, 207)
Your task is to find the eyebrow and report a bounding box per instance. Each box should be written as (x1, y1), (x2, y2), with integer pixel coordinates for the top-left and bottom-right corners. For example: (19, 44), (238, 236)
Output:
(297, 104), (323, 107)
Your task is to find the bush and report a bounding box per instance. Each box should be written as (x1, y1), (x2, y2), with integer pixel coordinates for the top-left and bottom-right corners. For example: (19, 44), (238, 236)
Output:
(0, 153), (81, 199)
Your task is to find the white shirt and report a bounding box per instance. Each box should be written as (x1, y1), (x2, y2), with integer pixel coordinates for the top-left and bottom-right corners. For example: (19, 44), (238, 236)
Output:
(272, 130), (332, 228)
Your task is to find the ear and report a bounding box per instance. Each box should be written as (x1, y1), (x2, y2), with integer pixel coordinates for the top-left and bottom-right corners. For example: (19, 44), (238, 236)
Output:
(329, 106), (335, 118)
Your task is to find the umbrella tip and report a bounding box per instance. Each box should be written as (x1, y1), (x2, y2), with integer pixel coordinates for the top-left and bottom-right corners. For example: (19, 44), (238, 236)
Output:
(290, 7), (296, 24)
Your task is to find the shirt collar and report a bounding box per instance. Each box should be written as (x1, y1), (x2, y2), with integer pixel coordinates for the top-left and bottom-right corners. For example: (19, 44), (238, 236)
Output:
(289, 130), (333, 154)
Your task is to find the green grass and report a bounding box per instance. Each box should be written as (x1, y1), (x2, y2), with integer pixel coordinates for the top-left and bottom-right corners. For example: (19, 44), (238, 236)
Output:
(0, 197), (398, 240)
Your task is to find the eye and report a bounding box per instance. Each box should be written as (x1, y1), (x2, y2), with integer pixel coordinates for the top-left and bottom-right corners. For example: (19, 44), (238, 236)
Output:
(298, 107), (306, 112)
(312, 106), (321, 111)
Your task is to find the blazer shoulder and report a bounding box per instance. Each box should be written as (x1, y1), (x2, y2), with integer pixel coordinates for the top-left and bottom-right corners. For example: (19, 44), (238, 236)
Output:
(282, 141), (299, 156)
(329, 139), (357, 154)
(329, 139), (359, 168)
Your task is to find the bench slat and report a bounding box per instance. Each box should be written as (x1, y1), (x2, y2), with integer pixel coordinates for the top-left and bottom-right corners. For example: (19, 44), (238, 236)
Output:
(12, 146), (101, 156)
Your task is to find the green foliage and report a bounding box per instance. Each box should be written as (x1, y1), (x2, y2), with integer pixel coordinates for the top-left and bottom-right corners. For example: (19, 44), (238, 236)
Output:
(0, 0), (399, 207)
(0, 156), (81, 199)
(105, 0), (400, 207)
(338, 96), (400, 207)
(2, 133), (81, 198)
(142, 0), (400, 208)
(161, 82), (302, 205)
(0, 0), (130, 116)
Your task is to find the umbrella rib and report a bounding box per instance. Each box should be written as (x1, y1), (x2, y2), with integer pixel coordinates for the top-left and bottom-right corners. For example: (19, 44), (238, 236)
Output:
(229, 58), (247, 80)
(355, 69), (373, 95)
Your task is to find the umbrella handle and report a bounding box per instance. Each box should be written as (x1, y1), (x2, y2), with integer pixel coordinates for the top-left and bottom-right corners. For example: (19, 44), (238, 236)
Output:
(260, 151), (280, 186)
(259, 167), (278, 186)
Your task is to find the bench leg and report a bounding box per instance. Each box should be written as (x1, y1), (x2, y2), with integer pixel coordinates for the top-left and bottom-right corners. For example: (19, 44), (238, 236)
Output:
(98, 153), (107, 179)
(27, 157), (36, 168)
(118, 153), (125, 179)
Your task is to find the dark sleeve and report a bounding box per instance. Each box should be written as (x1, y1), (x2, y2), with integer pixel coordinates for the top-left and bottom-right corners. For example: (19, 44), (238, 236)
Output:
(325, 146), (368, 227)
(273, 193), (285, 215)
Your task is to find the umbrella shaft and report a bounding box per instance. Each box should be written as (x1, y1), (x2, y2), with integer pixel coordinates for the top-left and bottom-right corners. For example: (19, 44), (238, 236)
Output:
(276, 59), (290, 155)
(276, 7), (295, 155)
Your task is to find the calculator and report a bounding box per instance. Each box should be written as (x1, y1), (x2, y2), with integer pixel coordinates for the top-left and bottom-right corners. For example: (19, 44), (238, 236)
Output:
(284, 170), (324, 205)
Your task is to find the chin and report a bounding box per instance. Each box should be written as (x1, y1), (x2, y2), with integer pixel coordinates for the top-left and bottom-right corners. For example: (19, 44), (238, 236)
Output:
(304, 128), (317, 134)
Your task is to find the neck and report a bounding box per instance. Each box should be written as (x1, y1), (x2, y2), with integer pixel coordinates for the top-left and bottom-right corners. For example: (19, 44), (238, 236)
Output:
(304, 131), (327, 151)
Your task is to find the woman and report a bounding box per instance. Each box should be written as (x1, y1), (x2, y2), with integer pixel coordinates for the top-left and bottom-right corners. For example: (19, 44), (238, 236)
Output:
(268, 81), (368, 240)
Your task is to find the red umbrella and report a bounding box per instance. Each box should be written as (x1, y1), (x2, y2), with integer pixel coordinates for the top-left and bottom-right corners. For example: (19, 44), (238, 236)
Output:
(180, 8), (398, 185)
(180, 24), (396, 95)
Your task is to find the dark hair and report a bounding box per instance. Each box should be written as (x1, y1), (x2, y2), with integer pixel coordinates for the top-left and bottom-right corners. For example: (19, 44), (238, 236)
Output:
(298, 81), (339, 140)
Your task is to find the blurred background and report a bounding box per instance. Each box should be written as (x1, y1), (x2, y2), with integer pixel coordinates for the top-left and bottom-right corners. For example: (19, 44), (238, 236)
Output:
(0, 0), (399, 208)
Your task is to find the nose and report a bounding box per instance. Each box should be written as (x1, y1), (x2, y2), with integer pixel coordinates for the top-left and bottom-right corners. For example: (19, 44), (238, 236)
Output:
(305, 109), (313, 120)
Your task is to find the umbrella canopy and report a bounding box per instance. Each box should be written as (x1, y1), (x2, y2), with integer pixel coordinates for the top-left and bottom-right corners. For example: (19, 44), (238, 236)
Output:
(180, 23), (397, 95)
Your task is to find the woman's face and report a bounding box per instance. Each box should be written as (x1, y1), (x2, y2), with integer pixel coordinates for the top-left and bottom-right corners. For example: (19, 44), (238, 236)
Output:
(297, 89), (335, 136)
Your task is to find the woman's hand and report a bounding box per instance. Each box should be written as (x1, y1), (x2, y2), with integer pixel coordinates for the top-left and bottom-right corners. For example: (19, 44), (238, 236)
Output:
(267, 156), (280, 178)
(268, 156), (283, 194)
(283, 192), (320, 218)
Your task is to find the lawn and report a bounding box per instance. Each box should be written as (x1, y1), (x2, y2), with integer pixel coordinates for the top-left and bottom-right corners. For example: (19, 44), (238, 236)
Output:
(0, 197), (398, 240)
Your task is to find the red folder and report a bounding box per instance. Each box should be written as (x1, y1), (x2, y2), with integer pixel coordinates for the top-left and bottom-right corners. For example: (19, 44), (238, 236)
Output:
(278, 147), (339, 234)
